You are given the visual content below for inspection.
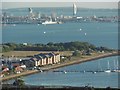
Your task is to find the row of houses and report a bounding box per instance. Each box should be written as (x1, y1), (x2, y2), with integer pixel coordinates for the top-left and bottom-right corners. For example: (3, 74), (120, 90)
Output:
(31, 52), (60, 66)
(1, 52), (61, 77)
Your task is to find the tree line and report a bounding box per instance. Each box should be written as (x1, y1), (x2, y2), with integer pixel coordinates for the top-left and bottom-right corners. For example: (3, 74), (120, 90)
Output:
(2, 41), (112, 52)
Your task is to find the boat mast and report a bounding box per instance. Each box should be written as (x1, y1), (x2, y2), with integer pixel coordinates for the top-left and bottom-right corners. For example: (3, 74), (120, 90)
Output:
(114, 59), (116, 70)
(98, 61), (102, 71)
(107, 60), (110, 70)
(116, 59), (119, 70)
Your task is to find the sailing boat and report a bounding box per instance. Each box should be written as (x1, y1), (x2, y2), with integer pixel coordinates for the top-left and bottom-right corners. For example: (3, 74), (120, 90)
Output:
(63, 70), (67, 74)
(105, 60), (111, 73)
(113, 59), (119, 72)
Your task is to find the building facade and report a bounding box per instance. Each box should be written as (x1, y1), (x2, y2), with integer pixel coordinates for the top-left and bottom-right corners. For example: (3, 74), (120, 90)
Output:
(31, 52), (60, 67)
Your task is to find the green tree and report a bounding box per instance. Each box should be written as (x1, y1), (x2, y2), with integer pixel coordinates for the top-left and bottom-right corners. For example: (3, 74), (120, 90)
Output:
(13, 78), (25, 87)
(72, 50), (81, 57)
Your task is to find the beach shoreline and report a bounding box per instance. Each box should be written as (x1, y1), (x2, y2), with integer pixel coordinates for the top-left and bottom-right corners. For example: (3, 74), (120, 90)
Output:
(1, 51), (119, 82)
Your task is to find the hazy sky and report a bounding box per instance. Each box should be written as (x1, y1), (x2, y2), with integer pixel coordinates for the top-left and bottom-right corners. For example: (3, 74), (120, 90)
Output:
(2, 2), (118, 9)
(2, 0), (119, 2)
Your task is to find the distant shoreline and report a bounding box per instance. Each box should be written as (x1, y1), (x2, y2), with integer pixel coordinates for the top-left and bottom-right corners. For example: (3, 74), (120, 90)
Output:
(2, 51), (119, 82)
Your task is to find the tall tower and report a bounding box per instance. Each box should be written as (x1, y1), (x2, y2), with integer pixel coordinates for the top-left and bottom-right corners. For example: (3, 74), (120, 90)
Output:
(28, 8), (34, 18)
(51, 12), (57, 21)
(73, 3), (77, 16)
(28, 8), (33, 14)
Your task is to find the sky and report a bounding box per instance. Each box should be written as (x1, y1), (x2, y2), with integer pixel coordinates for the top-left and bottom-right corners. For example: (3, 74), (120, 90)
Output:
(1, 1), (119, 9)
(1, 0), (119, 2)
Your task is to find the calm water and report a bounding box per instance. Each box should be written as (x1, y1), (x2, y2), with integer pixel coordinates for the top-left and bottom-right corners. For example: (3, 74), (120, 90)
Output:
(2, 22), (118, 49)
(2, 8), (119, 88)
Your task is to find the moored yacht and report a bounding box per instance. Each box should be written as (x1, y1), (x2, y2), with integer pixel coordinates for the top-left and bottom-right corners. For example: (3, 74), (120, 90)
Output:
(42, 20), (57, 25)
(104, 60), (111, 73)
(113, 59), (119, 72)
(42, 19), (62, 25)
(105, 70), (111, 73)
(63, 70), (67, 74)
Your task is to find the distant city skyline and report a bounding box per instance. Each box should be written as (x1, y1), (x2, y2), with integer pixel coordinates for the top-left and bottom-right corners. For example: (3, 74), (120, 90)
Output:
(2, 2), (118, 9)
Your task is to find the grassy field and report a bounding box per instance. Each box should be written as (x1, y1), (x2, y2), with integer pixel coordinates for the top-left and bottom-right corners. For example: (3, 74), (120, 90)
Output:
(2, 51), (73, 57)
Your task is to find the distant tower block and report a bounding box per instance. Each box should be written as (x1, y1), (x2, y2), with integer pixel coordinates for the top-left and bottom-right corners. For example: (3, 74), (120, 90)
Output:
(28, 8), (34, 18)
(51, 12), (57, 21)
(37, 12), (41, 18)
(28, 8), (33, 14)
(73, 3), (77, 16)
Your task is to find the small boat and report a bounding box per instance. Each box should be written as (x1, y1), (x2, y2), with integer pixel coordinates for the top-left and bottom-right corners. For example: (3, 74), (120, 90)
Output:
(63, 70), (67, 74)
(42, 19), (62, 25)
(42, 20), (57, 25)
(43, 32), (46, 34)
(92, 71), (97, 74)
(40, 70), (43, 72)
(83, 70), (86, 73)
(104, 60), (111, 73)
(105, 70), (111, 73)
(12, 24), (16, 26)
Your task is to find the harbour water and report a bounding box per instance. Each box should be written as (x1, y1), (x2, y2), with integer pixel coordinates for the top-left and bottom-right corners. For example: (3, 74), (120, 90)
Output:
(2, 22), (118, 49)
(2, 8), (119, 88)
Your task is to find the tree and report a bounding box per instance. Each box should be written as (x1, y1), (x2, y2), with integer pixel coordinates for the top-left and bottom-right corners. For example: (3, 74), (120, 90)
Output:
(72, 50), (81, 57)
(13, 78), (25, 87)
(47, 42), (54, 46)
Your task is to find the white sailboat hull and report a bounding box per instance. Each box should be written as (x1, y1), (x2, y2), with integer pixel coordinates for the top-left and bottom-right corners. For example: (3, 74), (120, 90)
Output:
(105, 70), (111, 73)
(42, 21), (57, 25)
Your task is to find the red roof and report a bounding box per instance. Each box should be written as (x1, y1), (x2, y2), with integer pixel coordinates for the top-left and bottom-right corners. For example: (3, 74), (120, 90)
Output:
(3, 68), (9, 72)
(15, 66), (23, 71)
